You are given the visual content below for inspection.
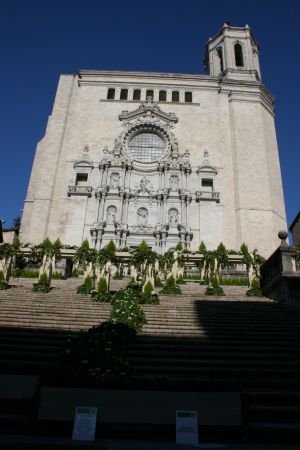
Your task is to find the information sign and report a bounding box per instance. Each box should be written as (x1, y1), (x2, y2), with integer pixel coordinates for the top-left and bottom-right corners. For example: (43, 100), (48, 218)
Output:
(72, 406), (97, 441)
(176, 410), (199, 445)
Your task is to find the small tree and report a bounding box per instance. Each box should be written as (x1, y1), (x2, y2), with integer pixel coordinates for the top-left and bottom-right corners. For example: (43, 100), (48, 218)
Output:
(0, 240), (21, 283)
(197, 241), (207, 280)
(31, 238), (62, 285)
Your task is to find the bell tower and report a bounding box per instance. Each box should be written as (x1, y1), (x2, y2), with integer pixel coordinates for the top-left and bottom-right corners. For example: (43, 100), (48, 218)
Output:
(205, 22), (261, 81)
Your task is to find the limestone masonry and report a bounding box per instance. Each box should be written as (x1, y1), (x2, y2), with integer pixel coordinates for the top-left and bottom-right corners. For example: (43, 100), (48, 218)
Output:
(20, 23), (287, 257)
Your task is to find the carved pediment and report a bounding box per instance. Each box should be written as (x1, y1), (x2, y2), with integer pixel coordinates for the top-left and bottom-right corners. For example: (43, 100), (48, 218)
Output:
(197, 164), (217, 175)
(73, 159), (93, 169)
(119, 97), (178, 124)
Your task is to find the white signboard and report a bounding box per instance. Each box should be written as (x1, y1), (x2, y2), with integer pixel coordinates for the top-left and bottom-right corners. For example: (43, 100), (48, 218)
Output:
(176, 410), (199, 445)
(72, 406), (97, 441)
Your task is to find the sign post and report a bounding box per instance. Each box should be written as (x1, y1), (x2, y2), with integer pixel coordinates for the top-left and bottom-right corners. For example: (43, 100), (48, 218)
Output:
(176, 410), (199, 445)
(72, 406), (97, 441)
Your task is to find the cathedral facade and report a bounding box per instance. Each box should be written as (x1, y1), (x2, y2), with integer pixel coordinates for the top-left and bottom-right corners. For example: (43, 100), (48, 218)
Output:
(20, 23), (286, 257)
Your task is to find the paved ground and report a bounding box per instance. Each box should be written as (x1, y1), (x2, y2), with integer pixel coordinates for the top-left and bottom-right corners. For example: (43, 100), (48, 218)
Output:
(0, 436), (299, 450)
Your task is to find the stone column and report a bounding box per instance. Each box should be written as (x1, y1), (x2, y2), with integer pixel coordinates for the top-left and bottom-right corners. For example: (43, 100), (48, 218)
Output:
(128, 88), (133, 101)
(186, 197), (191, 225)
(163, 193), (168, 224)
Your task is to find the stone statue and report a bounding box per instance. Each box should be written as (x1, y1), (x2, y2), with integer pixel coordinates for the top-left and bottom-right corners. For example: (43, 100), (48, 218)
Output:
(110, 172), (120, 188)
(169, 208), (178, 225)
(137, 207), (148, 226)
(106, 206), (117, 224)
(169, 175), (179, 190)
(140, 177), (149, 193)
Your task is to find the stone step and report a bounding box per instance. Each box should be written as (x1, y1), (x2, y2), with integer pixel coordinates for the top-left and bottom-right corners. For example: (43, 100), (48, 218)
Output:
(247, 422), (300, 435)
(248, 406), (300, 419)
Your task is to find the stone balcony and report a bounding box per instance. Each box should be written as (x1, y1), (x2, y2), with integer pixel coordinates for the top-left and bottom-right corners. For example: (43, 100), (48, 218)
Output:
(195, 191), (220, 202)
(67, 185), (93, 197)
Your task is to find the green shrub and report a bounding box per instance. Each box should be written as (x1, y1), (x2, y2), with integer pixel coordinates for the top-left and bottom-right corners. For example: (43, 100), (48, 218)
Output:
(246, 278), (263, 297)
(52, 271), (66, 280)
(143, 281), (153, 296)
(176, 242), (183, 251)
(97, 277), (108, 293)
(205, 276), (224, 296)
(110, 288), (147, 333)
(70, 269), (84, 278)
(106, 240), (117, 252)
(160, 275), (181, 295)
(90, 290), (111, 303)
(219, 277), (248, 286)
(129, 276), (137, 285)
(12, 269), (39, 278)
(184, 274), (201, 280)
(77, 275), (93, 295)
(155, 276), (163, 287)
(60, 322), (134, 383)
(113, 271), (123, 280)
(0, 271), (10, 290)
(90, 278), (110, 302)
(140, 281), (159, 304)
(140, 291), (159, 304)
(32, 272), (51, 293)
(176, 274), (186, 284)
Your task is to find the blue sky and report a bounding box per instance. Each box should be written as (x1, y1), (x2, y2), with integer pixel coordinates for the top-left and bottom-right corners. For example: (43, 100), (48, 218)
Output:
(1, 0), (299, 233)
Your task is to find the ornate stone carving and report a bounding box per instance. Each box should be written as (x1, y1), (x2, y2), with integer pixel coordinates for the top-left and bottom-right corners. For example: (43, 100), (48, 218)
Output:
(119, 97), (178, 124)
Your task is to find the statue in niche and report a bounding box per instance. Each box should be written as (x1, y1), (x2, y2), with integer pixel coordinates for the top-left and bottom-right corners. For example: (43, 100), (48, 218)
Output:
(137, 207), (148, 226)
(106, 206), (117, 225)
(110, 172), (120, 188)
(169, 175), (179, 191)
(169, 208), (178, 226)
(140, 177), (149, 193)
(101, 146), (110, 164)
(203, 150), (210, 165)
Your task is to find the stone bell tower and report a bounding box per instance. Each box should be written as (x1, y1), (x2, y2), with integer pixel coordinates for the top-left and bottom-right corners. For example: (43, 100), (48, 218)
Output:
(205, 22), (261, 81)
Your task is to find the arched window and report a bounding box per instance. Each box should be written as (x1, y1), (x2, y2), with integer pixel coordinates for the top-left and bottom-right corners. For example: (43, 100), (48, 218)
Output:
(185, 92), (192, 103)
(217, 47), (224, 72)
(120, 89), (128, 100)
(107, 88), (115, 100)
(106, 206), (117, 224)
(159, 90), (166, 101)
(172, 91), (179, 102)
(133, 89), (141, 100)
(234, 43), (244, 67)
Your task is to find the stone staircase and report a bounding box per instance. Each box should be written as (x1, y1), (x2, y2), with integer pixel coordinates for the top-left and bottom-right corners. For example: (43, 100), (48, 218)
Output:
(0, 278), (300, 438)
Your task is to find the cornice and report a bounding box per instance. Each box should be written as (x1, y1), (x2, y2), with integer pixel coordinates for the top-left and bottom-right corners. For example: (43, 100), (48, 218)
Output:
(78, 69), (213, 82)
